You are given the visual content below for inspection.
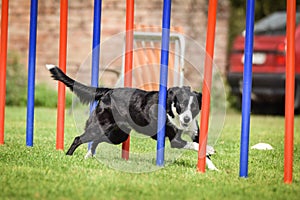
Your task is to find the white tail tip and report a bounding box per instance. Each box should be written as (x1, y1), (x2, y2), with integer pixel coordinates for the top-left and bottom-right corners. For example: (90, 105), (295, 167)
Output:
(45, 64), (56, 70)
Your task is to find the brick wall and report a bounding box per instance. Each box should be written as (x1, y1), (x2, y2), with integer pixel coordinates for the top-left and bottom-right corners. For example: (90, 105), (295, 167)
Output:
(1, 0), (229, 89)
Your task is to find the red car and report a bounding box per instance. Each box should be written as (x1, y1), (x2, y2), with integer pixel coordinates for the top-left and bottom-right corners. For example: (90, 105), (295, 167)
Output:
(227, 11), (300, 112)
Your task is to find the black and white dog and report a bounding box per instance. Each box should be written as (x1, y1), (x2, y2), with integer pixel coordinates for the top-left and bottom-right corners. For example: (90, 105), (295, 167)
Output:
(46, 64), (217, 170)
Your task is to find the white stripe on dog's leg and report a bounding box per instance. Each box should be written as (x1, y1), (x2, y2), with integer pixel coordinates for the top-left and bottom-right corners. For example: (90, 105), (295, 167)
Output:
(192, 142), (199, 151)
(45, 64), (56, 70)
(184, 142), (216, 156)
(183, 142), (218, 171)
(206, 157), (219, 171)
(183, 142), (199, 151)
(84, 150), (93, 159)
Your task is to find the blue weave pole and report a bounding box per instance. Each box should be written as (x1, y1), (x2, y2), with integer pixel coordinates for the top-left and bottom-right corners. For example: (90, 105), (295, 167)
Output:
(26, 0), (38, 147)
(239, 0), (255, 177)
(90, 0), (102, 112)
(88, 0), (102, 150)
(156, 0), (172, 166)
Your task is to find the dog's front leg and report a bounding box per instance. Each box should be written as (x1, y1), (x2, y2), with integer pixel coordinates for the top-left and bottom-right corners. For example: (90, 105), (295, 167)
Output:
(84, 140), (102, 159)
(183, 142), (219, 171)
(169, 131), (201, 151)
(84, 149), (94, 159)
(169, 131), (188, 149)
(168, 128), (218, 171)
(205, 157), (219, 171)
(171, 140), (218, 171)
(182, 141), (199, 151)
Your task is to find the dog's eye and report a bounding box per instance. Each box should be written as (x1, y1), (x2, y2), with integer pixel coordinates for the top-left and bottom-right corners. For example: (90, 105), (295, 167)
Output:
(180, 103), (186, 110)
(183, 100), (189, 106)
(191, 106), (200, 117)
(190, 102), (196, 108)
(176, 103), (182, 114)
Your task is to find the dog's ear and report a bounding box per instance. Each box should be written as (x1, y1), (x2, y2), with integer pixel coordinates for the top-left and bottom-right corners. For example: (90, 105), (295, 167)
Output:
(193, 91), (202, 109)
(166, 87), (177, 118)
(183, 86), (191, 91)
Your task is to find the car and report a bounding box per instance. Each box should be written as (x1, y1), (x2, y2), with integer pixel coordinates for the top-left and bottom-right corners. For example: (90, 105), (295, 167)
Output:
(227, 11), (300, 113)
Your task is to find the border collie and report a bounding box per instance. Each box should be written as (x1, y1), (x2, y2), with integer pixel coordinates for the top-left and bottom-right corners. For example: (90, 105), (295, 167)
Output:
(46, 64), (218, 170)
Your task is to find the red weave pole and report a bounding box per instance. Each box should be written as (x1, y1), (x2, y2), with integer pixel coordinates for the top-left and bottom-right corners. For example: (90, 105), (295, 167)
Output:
(197, 0), (218, 172)
(284, 0), (295, 184)
(121, 0), (134, 160)
(0, 0), (9, 145)
(56, 0), (68, 150)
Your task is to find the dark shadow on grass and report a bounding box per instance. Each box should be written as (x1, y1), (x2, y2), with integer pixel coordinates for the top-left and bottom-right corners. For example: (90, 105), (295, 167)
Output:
(173, 159), (196, 168)
(93, 143), (184, 173)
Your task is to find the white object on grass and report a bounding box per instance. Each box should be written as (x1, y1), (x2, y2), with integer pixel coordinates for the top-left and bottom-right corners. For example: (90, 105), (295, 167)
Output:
(251, 143), (273, 150)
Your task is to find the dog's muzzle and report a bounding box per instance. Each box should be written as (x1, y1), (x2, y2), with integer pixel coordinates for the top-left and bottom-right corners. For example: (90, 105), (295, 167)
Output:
(183, 116), (191, 123)
(180, 119), (192, 130)
(179, 113), (192, 129)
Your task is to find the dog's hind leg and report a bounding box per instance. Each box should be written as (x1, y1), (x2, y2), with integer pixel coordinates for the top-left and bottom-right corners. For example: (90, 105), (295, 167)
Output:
(84, 140), (100, 159)
(84, 127), (130, 158)
(106, 127), (131, 145)
(84, 135), (111, 159)
(66, 128), (100, 156)
(66, 136), (84, 155)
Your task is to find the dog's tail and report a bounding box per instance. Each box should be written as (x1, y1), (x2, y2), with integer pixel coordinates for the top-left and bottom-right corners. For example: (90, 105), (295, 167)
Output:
(45, 64), (111, 104)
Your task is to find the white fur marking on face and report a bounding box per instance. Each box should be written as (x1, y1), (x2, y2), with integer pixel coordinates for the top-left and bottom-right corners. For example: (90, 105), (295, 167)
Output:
(171, 102), (177, 117)
(179, 96), (193, 127)
(167, 96), (198, 131)
(188, 96), (193, 110)
(167, 103), (182, 129)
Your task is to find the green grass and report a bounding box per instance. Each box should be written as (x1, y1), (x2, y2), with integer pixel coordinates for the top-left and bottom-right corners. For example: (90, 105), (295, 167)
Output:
(1, 107), (300, 199)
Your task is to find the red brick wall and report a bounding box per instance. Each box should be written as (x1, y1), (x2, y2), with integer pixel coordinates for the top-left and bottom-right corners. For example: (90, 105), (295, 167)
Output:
(1, 0), (229, 88)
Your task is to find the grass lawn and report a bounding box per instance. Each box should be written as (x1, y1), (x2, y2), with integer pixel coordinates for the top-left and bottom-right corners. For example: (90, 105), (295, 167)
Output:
(1, 107), (299, 199)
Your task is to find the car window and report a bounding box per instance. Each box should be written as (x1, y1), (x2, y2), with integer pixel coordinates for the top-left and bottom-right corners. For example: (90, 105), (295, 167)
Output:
(254, 11), (300, 35)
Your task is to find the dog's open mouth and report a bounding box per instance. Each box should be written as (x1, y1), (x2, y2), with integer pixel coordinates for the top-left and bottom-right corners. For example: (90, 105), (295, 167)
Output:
(181, 122), (190, 129)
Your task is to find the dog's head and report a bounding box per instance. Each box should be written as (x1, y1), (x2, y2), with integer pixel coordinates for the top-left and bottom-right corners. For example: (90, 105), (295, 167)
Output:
(167, 86), (202, 130)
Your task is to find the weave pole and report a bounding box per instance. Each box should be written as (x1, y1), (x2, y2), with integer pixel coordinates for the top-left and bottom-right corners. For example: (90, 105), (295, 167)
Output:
(239, 0), (255, 178)
(197, 0), (218, 173)
(88, 0), (102, 150)
(26, 0), (38, 147)
(0, 0), (9, 145)
(284, 0), (296, 184)
(90, 0), (102, 111)
(56, 0), (68, 150)
(156, 0), (172, 166)
(121, 0), (134, 160)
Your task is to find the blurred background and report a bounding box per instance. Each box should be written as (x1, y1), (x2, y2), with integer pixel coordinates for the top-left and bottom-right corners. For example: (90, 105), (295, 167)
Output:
(2, 0), (300, 114)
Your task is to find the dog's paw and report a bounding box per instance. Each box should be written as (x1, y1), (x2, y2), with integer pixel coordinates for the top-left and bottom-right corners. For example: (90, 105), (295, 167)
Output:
(184, 142), (216, 156)
(183, 142), (199, 151)
(206, 145), (216, 155)
(84, 150), (93, 159)
(206, 157), (219, 171)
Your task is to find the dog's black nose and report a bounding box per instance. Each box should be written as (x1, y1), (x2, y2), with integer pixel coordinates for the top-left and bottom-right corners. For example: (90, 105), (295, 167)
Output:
(183, 116), (191, 123)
